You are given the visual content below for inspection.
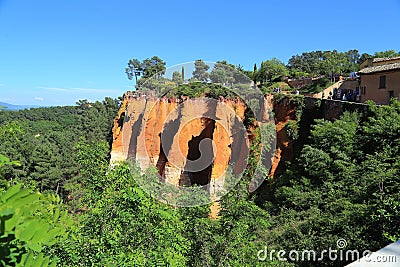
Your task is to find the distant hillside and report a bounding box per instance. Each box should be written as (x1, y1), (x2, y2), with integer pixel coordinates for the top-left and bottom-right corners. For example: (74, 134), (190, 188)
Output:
(0, 102), (41, 111)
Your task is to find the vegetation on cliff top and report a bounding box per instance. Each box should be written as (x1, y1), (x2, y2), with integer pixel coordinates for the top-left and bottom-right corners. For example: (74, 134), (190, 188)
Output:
(127, 49), (400, 96)
(164, 82), (236, 99)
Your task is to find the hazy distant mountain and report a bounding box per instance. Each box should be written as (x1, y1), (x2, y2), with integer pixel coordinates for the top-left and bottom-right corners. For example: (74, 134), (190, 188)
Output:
(0, 102), (41, 111)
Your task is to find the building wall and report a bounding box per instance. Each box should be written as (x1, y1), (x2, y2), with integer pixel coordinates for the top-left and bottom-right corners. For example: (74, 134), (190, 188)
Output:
(360, 71), (400, 104)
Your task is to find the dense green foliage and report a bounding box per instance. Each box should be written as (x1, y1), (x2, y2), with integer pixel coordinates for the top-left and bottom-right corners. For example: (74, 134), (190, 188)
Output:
(55, 163), (191, 266)
(0, 184), (72, 266)
(172, 70), (184, 84)
(258, 100), (400, 266)
(192, 59), (210, 82)
(165, 81), (236, 98)
(287, 50), (360, 78)
(126, 56), (166, 81)
(1, 88), (399, 266)
(257, 58), (289, 86)
(0, 97), (119, 196)
(287, 49), (399, 80)
(373, 50), (400, 58)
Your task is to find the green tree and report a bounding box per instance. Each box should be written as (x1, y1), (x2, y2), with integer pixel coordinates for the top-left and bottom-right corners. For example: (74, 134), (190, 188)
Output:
(72, 138), (110, 205)
(172, 70), (183, 84)
(319, 50), (342, 81)
(212, 180), (273, 266)
(192, 59), (210, 82)
(253, 63), (258, 84)
(374, 50), (400, 58)
(288, 49), (360, 78)
(58, 164), (190, 267)
(344, 49), (360, 73)
(125, 58), (143, 83)
(287, 51), (323, 77)
(209, 61), (236, 86)
(257, 58), (288, 86)
(126, 56), (166, 86)
(141, 56), (166, 78)
(0, 97), (118, 197)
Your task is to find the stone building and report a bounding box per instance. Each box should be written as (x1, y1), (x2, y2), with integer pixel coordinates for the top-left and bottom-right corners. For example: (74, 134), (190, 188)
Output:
(358, 57), (400, 104)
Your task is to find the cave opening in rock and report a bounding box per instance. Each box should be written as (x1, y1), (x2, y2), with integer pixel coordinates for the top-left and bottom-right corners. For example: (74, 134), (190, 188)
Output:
(182, 117), (216, 187)
(156, 133), (167, 177)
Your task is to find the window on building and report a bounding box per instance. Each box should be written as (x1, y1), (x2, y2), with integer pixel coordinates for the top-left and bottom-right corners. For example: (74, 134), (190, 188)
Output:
(379, 75), (386, 89)
(361, 86), (366, 95)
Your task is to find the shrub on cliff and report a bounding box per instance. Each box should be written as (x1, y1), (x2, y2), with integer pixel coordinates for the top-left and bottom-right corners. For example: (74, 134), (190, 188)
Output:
(165, 82), (236, 99)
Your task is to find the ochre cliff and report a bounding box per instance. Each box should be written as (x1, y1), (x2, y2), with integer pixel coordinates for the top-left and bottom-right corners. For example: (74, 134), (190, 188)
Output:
(111, 92), (371, 193)
(111, 92), (250, 192)
(111, 92), (297, 194)
(268, 95), (296, 178)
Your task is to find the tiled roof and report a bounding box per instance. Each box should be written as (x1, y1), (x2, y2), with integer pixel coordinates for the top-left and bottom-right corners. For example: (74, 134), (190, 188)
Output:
(358, 62), (400, 74)
(373, 56), (400, 63)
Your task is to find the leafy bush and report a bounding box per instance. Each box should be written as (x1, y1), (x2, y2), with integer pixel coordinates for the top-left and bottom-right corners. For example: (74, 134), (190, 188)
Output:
(165, 82), (236, 99)
(0, 184), (72, 266)
(284, 120), (299, 140)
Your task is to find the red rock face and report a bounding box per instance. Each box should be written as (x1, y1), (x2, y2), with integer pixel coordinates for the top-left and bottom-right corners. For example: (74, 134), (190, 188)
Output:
(111, 94), (250, 190)
(269, 97), (296, 178)
(110, 98), (128, 163)
(110, 93), (295, 191)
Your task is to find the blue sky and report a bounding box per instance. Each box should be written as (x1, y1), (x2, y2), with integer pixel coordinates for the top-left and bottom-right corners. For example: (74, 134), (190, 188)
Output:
(0, 0), (399, 106)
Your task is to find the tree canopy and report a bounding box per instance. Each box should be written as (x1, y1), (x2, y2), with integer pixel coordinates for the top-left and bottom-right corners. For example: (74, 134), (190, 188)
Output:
(287, 49), (360, 78)
(257, 58), (289, 86)
(126, 56), (166, 86)
(192, 59), (210, 82)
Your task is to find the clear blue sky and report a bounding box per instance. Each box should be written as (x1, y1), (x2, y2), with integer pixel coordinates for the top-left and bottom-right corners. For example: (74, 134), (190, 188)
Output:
(1, 0), (399, 106)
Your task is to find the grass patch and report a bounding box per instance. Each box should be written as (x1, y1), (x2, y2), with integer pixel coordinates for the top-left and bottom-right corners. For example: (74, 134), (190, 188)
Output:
(300, 78), (334, 94)
(261, 82), (292, 94)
